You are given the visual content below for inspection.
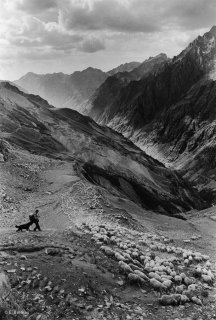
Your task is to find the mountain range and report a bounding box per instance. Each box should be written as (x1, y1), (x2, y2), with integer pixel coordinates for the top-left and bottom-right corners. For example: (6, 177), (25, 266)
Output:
(85, 26), (216, 195)
(14, 55), (168, 113)
(0, 81), (207, 218)
(12, 26), (216, 201)
(15, 67), (108, 112)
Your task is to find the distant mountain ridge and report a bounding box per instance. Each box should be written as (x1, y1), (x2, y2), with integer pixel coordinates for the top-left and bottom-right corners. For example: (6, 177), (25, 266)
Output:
(107, 61), (141, 76)
(14, 60), (146, 112)
(15, 67), (108, 112)
(14, 56), (166, 113)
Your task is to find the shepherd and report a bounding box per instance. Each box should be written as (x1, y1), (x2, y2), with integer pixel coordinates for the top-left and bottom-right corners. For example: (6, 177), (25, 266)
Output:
(29, 209), (41, 231)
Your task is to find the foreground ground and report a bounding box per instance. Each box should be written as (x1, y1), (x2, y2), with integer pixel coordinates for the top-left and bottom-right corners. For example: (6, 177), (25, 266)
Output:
(1, 152), (216, 320)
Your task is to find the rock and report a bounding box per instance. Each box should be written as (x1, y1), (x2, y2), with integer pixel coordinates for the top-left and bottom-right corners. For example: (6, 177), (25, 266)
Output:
(0, 272), (10, 299)
(59, 289), (65, 296)
(86, 305), (93, 311)
(32, 279), (40, 288)
(6, 269), (16, 273)
(27, 267), (33, 272)
(116, 280), (124, 286)
(52, 285), (59, 294)
(20, 255), (27, 260)
(45, 285), (52, 292)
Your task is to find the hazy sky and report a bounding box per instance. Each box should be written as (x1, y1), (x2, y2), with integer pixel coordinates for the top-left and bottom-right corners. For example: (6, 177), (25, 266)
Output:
(0, 0), (215, 80)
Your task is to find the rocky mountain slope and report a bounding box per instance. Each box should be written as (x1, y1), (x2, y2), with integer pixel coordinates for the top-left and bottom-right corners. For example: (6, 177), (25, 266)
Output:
(86, 53), (168, 117)
(14, 67), (108, 112)
(0, 81), (207, 218)
(87, 27), (216, 191)
(107, 61), (141, 76)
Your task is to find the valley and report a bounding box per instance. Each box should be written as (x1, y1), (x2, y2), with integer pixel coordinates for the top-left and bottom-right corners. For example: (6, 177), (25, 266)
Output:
(86, 27), (216, 196)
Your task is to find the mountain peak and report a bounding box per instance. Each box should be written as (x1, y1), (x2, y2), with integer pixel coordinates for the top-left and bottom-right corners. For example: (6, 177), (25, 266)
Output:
(108, 61), (141, 76)
(173, 26), (216, 76)
(209, 25), (216, 35)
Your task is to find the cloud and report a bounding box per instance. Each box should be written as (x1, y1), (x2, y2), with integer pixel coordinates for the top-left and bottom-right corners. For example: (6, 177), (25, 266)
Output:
(3, 0), (58, 14)
(79, 36), (105, 52)
(0, 0), (216, 80)
(3, 16), (84, 51)
(59, 0), (159, 33)
(0, 13), (106, 65)
(58, 0), (216, 34)
(0, 16), (82, 54)
(163, 0), (216, 30)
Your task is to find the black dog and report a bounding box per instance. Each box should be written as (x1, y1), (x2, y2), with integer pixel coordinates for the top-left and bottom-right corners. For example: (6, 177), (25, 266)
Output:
(15, 221), (33, 232)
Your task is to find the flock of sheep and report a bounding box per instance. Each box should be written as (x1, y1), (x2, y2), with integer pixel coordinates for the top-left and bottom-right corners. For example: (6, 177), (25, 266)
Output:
(80, 222), (215, 306)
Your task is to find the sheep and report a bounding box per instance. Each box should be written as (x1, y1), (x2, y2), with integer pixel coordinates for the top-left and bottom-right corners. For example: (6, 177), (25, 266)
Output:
(184, 277), (192, 286)
(149, 260), (155, 268)
(184, 259), (189, 266)
(171, 271), (177, 278)
(174, 275), (182, 284)
(175, 285), (185, 294)
(180, 273), (186, 280)
(180, 294), (189, 304)
(119, 261), (133, 274)
(115, 252), (125, 261)
(149, 278), (166, 295)
(172, 294), (182, 304)
(100, 246), (114, 257)
(194, 255), (202, 262)
(162, 280), (173, 290)
(133, 259), (143, 268)
(148, 272), (162, 282)
(133, 270), (149, 281)
(127, 273), (145, 285)
(182, 290), (193, 300)
(207, 270), (214, 279)
(161, 275), (172, 281)
(193, 267), (202, 278)
(202, 268), (208, 275)
(122, 252), (132, 261)
(205, 261), (211, 268)
(126, 249), (132, 255)
(191, 296), (202, 305)
(140, 255), (146, 262)
(159, 294), (181, 306)
(129, 263), (143, 272)
(188, 284), (197, 293)
(160, 245), (166, 252)
(203, 255), (210, 261)
(183, 252), (188, 259)
(202, 274), (212, 284)
(144, 265), (151, 273)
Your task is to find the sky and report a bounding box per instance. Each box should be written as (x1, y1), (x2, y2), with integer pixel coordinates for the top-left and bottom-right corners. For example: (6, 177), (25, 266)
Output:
(0, 0), (215, 80)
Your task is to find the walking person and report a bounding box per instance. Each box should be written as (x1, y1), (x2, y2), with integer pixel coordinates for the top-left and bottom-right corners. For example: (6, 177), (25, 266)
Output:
(29, 209), (42, 231)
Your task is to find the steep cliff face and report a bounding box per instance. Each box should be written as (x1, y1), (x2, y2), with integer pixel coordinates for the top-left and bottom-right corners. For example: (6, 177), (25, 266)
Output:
(86, 53), (169, 119)
(15, 68), (108, 112)
(0, 82), (207, 217)
(134, 79), (216, 189)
